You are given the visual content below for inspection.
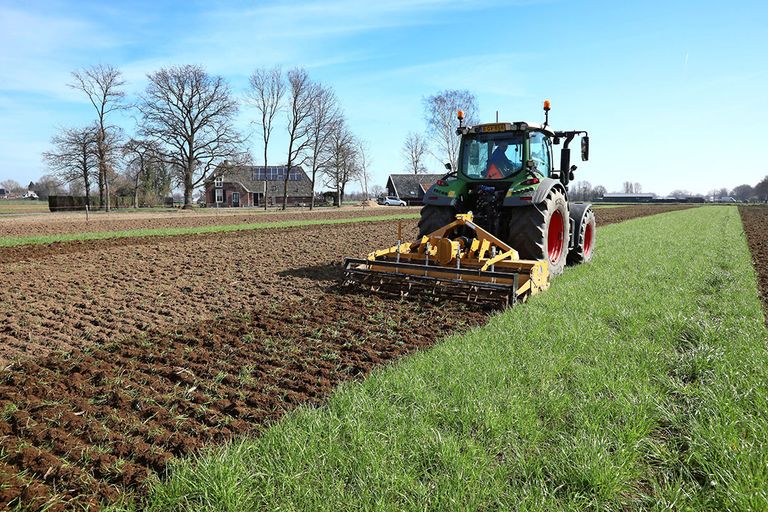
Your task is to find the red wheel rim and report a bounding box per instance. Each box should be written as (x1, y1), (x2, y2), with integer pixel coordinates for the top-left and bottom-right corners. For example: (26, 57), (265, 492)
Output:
(584, 221), (594, 256)
(547, 210), (565, 263)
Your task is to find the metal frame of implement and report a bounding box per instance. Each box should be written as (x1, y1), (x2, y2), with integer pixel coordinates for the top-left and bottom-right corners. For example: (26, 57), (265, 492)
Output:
(343, 213), (550, 306)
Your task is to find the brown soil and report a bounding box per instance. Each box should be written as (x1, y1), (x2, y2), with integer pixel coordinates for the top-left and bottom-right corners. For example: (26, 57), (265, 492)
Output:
(739, 206), (768, 316)
(0, 207), (414, 238)
(0, 203), (696, 509)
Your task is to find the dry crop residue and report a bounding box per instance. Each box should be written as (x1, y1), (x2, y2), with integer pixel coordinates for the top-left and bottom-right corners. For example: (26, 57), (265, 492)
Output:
(739, 206), (768, 317)
(0, 204), (695, 509)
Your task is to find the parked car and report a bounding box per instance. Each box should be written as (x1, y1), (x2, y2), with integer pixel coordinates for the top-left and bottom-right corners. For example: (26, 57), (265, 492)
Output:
(380, 196), (407, 206)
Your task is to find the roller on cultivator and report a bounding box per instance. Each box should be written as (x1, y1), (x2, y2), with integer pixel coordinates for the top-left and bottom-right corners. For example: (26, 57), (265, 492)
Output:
(343, 213), (549, 307)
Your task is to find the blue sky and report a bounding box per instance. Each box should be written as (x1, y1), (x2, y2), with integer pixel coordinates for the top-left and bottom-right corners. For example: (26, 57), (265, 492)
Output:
(1, 0), (766, 195)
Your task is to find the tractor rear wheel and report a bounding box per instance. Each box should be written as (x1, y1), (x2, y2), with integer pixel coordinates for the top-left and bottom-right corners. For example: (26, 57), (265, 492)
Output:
(504, 188), (570, 275)
(417, 205), (455, 238)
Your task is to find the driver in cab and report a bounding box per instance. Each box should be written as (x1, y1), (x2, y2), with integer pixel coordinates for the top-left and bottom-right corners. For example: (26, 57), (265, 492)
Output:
(485, 142), (517, 179)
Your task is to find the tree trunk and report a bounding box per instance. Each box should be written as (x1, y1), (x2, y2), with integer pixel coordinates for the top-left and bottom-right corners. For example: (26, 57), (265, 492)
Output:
(282, 173), (289, 210)
(82, 167), (91, 207)
(104, 168), (111, 211)
(183, 156), (194, 209)
(97, 169), (104, 210)
(310, 169), (316, 210)
(263, 147), (268, 211)
(133, 171), (140, 209)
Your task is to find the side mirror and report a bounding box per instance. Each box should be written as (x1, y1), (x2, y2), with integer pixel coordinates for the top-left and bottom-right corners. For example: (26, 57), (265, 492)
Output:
(444, 162), (452, 170)
(581, 136), (589, 161)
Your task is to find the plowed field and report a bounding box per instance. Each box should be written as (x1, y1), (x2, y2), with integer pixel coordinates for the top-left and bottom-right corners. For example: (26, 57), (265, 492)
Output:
(739, 206), (768, 316)
(0, 207), (418, 238)
(0, 204), (696, 510)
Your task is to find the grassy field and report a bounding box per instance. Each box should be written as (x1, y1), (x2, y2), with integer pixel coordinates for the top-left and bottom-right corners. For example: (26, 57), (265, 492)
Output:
(0, 199), (49, 214)
(0, 213), (420, 247)
(110, 206), (767, 511)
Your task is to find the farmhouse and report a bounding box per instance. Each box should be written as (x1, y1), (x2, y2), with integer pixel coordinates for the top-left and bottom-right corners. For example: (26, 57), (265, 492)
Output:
(385, 174), (443, 206)
(204, 162), (314, 207)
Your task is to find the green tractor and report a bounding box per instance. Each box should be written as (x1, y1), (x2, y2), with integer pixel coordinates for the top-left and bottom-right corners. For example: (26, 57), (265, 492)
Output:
(418, 101), (594, 275)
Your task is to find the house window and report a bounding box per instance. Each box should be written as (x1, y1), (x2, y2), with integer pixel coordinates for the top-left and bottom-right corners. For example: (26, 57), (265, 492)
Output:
(215, 189), (224, 203)
(214, 176), (223, 188)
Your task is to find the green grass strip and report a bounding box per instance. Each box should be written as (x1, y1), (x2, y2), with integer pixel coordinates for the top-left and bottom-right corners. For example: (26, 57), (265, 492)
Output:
(0, 214), (420, 248)
(112, 206), (767, 511)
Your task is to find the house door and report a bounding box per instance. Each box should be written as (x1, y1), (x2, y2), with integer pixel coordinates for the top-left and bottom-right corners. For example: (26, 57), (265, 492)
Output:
(232, 192), (240, 207)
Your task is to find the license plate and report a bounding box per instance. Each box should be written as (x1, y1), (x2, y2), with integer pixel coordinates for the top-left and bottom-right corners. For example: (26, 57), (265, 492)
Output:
(479, 123), (507, 133)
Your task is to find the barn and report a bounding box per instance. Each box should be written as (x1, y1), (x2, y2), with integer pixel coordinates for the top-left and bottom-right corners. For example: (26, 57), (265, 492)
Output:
(385, 174), (443, 206)
(204, 163), (314, 207)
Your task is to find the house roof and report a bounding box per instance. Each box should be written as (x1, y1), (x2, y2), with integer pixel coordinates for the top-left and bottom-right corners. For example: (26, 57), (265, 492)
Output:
(387, 174), (443, 198)
(208, 164), (314, 196)
(603, 193), (656, 198)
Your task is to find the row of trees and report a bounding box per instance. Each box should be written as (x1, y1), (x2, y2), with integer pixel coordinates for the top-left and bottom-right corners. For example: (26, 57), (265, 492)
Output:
(704, 176), (768, 201)
(247, 66), (369, 208)
(43, 64), (372, 210)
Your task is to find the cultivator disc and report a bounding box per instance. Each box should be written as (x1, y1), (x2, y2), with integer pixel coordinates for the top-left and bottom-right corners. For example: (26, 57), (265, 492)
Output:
(343, 213), (549, 307)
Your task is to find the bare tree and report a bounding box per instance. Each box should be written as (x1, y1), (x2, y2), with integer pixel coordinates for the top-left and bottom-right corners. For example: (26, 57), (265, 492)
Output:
(306, 84), (340, 209)
(423, 90), (479, 170)
(592, 185), (607, 199)
(322, 119), (358, 207)
(0, 180), (23, 193)
(138, 65), (242, 208)
(122, 139), (165, 208)
(30, 174), (65, 200)
(570, 181), (593, 201)
(68, 64), (126, 211)
(370, 184), (385, 199)
(356, 139), (371, 199)
(622, 181), (634, 194)
(402, 131), (428, 174)
(283, 68), (317, 210)
(42, 125), (98, 203)
(247, 66), (285, 210)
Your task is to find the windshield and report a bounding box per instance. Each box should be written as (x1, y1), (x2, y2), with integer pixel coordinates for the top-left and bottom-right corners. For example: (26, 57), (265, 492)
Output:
(460, 133), (524, 180)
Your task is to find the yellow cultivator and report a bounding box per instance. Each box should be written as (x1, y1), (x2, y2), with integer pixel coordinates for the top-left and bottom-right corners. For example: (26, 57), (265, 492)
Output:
(343, 213), (549, 307)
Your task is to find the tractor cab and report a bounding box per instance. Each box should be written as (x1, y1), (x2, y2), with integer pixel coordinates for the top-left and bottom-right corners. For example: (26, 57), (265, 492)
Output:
(459, 123), (556, 181)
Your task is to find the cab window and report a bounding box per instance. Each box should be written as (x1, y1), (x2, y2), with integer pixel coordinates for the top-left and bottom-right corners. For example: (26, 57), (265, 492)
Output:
(461, 134), (524, 180)
(529, 132), (551, 176)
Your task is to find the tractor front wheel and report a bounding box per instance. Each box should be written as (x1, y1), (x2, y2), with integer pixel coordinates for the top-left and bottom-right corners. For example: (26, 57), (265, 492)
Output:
(504, 188), (570, 275)
(417, 205), (455, 238)
(567, 204), (596, 264)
